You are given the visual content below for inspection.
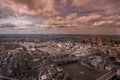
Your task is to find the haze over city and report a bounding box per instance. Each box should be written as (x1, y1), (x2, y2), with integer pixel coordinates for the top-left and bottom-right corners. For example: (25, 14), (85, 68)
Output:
(0, 0), (120, 34)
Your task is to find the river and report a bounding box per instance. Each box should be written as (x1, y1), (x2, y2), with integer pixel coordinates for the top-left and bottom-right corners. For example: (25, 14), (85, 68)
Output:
(61, 63), (107, 80)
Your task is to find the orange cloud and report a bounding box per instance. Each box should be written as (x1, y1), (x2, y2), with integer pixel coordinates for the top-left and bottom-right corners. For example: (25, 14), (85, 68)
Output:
(71, 0), (105, 8)
(0, 0), (120, 34)
(60, 0), (67, 4)
(0, 0), (58, 17)
(79, 14), (102, 23)
(93, 15), (120, 27)
(71, 0), (93, 7)
(45, 13), (80, 28)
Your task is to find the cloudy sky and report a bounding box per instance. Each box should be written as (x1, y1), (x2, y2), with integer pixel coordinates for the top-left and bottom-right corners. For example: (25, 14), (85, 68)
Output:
(0, 0), (120, 34)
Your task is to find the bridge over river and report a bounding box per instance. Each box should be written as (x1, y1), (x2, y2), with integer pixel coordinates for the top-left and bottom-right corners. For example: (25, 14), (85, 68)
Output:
(53, 57), (79, 65)
(97, 68), (118, 80)
(54, 57), (118, 80)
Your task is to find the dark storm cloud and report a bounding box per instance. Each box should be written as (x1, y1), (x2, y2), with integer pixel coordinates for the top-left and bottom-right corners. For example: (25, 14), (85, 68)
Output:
(0, 23), (16, 28)
(0, 6), (14, 18)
